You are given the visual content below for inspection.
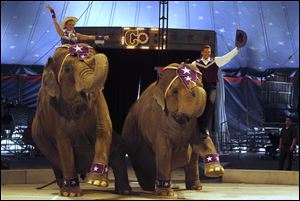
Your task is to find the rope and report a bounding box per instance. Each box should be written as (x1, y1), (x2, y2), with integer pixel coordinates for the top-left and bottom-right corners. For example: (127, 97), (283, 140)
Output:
(108, 1), (116, 26)
(257, 1), (270, 58)
(134, 1), (141, 27)
(94, 2), (105, 25)
(17, 2), (44, 64)
(1, 2), (20, 43)
(209, 1), (216, 31)
(185, 1), (190, 29)
(58, 53), (71, 83)
(282, 1), (297, 61)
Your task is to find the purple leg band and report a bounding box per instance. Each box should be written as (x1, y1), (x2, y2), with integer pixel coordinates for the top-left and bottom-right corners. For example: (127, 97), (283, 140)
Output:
(90, 163), (109, 175)
(63, 177), (79, 187)
(204, 153), (220, 164)
(156, 179), (172, 188)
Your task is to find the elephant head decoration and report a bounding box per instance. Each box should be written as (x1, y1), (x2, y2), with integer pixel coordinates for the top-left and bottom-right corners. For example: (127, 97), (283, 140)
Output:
(32, 43), (115, 196)
(116, 63), (224, 197)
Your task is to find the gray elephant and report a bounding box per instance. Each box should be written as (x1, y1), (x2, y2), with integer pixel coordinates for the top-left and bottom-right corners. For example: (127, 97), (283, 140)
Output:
(32, 43), (131, 196)
(118, 63), (224, 196)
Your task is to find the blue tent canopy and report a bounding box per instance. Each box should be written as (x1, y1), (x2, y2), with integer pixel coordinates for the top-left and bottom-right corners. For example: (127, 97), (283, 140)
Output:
(1, 1), (299, 70)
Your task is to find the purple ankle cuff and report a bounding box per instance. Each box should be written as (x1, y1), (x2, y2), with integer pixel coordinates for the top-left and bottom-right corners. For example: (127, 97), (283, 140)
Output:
(95, 35), (104, 40)
(90, 163), (109, 175)
(63, 177), (79, 187)
(204, 153), (220, 164)
(156, 179), (171, 188)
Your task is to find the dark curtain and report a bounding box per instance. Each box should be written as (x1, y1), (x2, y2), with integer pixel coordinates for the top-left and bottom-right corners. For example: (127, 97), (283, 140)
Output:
(90, 48), (200, 133)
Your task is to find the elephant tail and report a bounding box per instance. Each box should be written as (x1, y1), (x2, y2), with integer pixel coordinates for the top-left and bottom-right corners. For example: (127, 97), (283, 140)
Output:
(36, 179), (56, 189)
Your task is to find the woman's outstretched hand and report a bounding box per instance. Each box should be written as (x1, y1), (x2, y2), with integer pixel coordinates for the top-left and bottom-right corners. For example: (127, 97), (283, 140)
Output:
(47, 5), (56, 19)
(47, 5), (53, 11)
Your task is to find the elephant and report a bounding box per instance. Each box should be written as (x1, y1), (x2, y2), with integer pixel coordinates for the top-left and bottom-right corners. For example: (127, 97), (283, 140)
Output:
(32, 43), (131, 196)
(116, 63), (224, 196)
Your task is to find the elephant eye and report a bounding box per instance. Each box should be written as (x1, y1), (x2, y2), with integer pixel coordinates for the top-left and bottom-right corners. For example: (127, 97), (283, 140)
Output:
(191, 91), (196, 97)
(64, 67), (71, 73)
(173, 88), (178, 95)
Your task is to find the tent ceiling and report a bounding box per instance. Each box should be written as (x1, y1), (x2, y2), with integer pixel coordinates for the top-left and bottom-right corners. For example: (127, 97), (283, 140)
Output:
(1, 1), (299, 70)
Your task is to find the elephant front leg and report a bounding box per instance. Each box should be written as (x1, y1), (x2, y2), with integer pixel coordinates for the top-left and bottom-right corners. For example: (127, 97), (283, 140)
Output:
(56, 137), (82, 197)
(193, 136), (224, 177)
(87, 92), (112, 187)
(154, 137), (175, 197)
(184, 152), (202, 191)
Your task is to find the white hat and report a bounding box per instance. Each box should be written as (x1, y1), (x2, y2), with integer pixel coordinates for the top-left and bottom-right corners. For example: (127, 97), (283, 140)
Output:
(60, 17), (78, 29)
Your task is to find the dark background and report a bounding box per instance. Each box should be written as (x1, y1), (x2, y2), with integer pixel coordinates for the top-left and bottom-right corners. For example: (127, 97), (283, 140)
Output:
(98, 48), (200, 133)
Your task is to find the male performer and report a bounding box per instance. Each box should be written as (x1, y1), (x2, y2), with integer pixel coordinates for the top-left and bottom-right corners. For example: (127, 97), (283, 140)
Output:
(192, 30), (247, 139)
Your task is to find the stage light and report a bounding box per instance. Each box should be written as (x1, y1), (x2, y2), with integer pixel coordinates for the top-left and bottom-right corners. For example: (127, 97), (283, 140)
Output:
(141, 46), (149, 49)
(137, 27), (145, 30)
(126, 46), (136, 49)
(123, 27), (130, 30)
(121, 36), (124, 45)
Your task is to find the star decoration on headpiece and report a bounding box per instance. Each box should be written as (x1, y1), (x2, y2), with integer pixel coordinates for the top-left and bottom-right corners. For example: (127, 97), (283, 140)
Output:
(176, 65), (197, 89)
(68, 44), (89, 60)
(181, 66), (191, 74)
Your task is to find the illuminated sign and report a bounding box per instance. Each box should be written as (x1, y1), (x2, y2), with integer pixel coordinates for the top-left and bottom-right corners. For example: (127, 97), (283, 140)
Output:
(122, 27), (158, 50)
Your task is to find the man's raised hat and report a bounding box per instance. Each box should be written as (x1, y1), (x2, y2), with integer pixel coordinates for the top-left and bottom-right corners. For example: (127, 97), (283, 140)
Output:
(235, 29), (247, 48)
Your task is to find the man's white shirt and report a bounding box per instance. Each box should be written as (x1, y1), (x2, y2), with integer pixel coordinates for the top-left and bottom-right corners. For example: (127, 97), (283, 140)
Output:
(192, 47), (239, 68)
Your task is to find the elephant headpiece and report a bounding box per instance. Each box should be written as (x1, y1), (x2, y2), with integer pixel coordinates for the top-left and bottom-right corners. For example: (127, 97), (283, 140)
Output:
(42, 43), (109, 106)
(154, 63), (206, 119)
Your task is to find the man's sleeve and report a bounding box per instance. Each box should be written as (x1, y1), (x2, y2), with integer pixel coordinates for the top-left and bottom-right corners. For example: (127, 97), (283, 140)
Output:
(215, 47), (239, 67)
(192, 60), (198, 66)
(279, 128), (283, 138)
(292, 126), (299, 139)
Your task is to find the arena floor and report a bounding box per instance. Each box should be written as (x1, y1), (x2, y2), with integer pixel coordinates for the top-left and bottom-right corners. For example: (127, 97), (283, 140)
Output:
(1, 153), (299, 200)
(1, 180), (299, 200)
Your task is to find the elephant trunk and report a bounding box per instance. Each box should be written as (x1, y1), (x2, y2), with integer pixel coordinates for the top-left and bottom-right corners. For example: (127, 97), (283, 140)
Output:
(194, 86), (207, 117)
(76, 53), (109, 93)
(178, 86), (207, 119)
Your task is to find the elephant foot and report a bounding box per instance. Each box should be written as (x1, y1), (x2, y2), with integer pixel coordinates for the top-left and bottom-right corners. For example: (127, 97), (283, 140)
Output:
(204, 153), (224, 177)
(204, 163), (224, 177)
(56, 178), (64, 188)
(60, 177), (82, 197)
(155, 187), (175, 197)
(87, 163), (109, 187)
(115, 184), (133, 195)
(155, 179), (175, 197)
(185, 179), (202, 191)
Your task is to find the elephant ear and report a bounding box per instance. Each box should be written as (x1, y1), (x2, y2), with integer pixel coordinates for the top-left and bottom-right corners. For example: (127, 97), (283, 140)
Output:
(42, 57), (60, 98)
(153, 86), (166, 111)
(153, 63), (179, 112)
